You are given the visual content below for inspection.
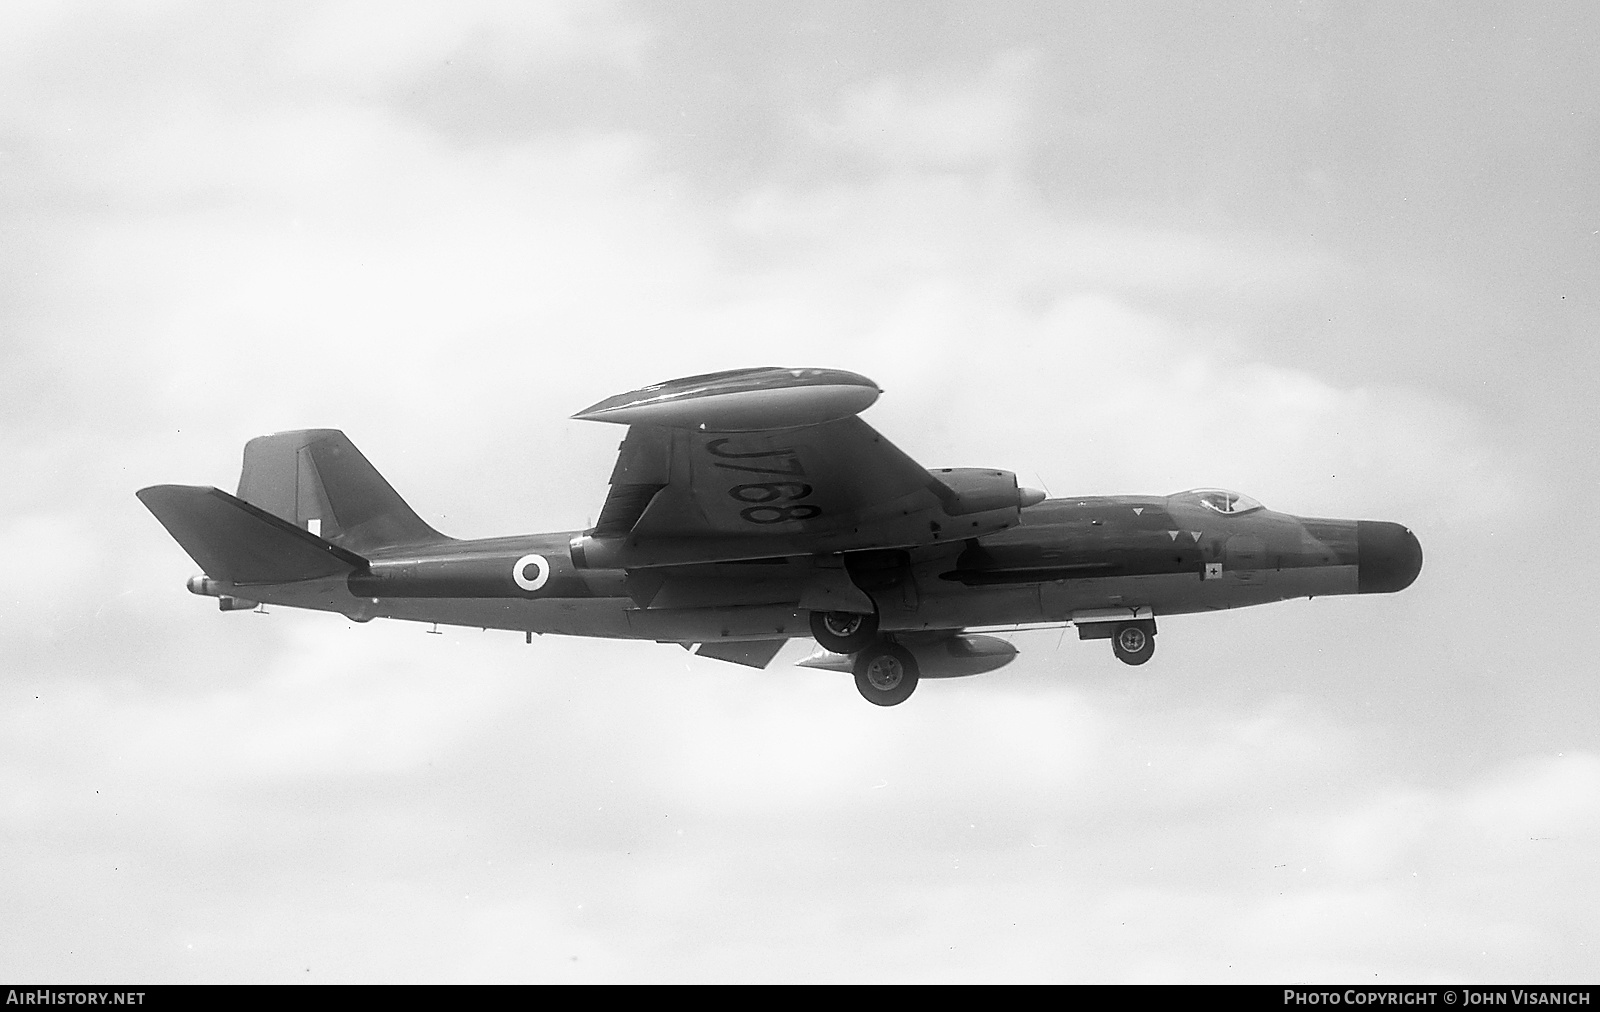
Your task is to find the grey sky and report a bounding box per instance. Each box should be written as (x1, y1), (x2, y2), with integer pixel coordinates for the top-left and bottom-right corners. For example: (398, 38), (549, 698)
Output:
(2, 1), (1596, 982)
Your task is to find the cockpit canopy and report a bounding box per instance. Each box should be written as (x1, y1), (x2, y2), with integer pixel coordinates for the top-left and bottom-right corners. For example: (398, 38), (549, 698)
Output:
(1171, 488), (1264, 515)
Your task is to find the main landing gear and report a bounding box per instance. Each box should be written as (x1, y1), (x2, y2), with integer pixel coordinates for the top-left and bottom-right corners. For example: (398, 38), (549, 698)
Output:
(851, 639), (919, 706)
(809, 609), (879, 654)
(808, 607), (915, 705)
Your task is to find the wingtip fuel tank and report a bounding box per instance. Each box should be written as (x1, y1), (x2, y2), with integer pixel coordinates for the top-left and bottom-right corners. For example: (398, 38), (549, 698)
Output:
(571, 366), (880, 431)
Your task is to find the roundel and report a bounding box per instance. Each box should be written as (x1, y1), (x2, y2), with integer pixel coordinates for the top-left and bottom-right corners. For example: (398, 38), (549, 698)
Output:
(512, 553), (551, 593)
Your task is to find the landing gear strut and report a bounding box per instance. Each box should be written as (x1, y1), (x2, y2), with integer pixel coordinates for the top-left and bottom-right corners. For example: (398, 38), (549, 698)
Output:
(810, 609), (879, 654)
(1111, 622), (1155, 666)
(852, 639), (919, 706)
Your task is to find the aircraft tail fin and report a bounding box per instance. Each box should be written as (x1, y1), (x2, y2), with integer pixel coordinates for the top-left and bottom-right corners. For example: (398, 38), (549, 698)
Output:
(235, 429), (447, 553)
(137, 485), (368, 585)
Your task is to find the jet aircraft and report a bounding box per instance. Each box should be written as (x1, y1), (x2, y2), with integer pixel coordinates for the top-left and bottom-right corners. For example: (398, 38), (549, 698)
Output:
(138, 367), (1422, 705)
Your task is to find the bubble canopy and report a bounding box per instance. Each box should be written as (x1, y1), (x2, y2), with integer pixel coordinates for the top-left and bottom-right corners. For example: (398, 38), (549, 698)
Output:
(1171, 488), (1265, 515)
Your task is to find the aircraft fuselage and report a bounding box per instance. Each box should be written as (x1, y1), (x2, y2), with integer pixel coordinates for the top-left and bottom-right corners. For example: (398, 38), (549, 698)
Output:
(193, 492), (1421, 646)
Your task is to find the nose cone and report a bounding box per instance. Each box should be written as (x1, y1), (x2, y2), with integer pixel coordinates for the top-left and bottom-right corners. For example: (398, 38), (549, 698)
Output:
(1357, 521), (1423, 594)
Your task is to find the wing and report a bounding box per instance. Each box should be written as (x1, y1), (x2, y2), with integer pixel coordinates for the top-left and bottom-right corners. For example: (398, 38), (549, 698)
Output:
(569, 367), (1038, 569)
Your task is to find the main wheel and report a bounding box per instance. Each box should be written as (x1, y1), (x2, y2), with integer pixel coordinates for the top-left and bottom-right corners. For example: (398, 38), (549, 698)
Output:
(1111, 623), (1155, 666)
(852, 641), (919, 706)
(810, 609), (879, 653)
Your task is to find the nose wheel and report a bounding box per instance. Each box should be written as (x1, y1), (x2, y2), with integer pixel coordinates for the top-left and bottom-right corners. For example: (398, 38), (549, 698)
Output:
(852, 640), (919, 706)
(1111, 623), (1155, 666)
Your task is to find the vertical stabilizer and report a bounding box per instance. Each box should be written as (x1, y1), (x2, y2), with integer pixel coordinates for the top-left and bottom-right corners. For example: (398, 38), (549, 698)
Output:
(236, 429), (447, 552)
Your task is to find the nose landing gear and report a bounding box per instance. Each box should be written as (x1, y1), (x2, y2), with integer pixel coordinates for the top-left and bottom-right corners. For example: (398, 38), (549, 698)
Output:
(1076, 615), (1158, 665)
(1111, 622), (1155, 665)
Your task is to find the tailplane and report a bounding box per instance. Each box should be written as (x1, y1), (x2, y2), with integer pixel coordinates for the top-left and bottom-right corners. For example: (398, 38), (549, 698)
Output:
(136, 485), (367, 585)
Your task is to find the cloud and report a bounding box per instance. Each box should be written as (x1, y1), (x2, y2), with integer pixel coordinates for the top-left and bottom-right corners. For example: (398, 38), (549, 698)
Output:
(3, 0), (1515, 539)
(0, 514), (101, 627)
(280, 0), (647, 88)
(810, 51), (1037, 169)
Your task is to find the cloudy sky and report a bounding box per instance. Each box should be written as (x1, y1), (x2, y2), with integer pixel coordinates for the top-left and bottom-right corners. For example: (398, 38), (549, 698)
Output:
(3, 0), (1597, 983)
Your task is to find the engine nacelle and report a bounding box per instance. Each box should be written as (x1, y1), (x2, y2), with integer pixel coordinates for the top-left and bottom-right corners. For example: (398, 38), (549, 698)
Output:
(934, 468), (1020, 515)
(931, 468), (1047, 516)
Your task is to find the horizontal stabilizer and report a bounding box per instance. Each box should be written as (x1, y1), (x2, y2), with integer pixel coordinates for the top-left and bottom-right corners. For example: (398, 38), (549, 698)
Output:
(137, 485), (367, 585)
(694, 639), (788, 669)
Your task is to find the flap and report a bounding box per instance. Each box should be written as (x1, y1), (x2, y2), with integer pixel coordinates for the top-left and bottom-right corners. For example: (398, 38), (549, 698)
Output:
(694, 639), (789, 669)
